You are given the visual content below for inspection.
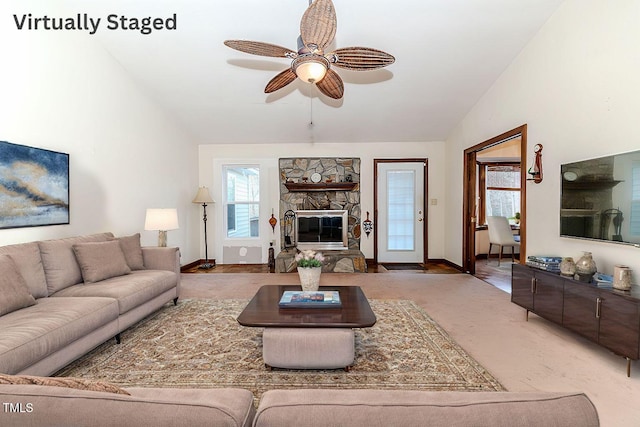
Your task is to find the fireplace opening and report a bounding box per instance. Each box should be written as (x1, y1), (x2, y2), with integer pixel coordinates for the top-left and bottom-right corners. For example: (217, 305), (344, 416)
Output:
(295, 210), (348, 251)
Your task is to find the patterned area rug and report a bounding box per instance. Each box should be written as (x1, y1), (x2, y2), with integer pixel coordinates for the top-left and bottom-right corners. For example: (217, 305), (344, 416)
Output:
(56, 299), (504, 399)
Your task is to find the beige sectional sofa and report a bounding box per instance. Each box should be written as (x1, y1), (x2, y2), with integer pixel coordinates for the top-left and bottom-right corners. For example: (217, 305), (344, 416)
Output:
(0, 380), (598, 427)
(0, 232), (180, 376)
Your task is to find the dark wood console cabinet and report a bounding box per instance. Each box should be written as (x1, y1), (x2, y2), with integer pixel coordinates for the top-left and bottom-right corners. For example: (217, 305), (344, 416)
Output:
(512, 263), (640, 376)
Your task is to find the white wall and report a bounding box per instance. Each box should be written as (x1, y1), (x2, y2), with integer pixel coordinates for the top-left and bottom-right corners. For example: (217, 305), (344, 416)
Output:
(197, 142), (446, 263)
(0, 1), (199, 263)
(445, 0), (640, 279)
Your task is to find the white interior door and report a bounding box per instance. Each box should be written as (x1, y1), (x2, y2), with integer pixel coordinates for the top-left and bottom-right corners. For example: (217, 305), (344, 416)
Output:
(377, 162), (425, 263)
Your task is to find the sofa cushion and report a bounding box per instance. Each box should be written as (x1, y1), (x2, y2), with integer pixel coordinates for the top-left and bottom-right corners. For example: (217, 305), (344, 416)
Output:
(254, 390), (599, 427)
(117, 233), (145, 270)
(0, 386), (255, 427)
(73, 240), (131, 283)
(0, 374), (130, 395)
(0, 242), (48, 298)
(38, 232), (114, 294)
(0, 297), (119, 374)
(0, 255), (37, 316)
(52, 270), (177, 315)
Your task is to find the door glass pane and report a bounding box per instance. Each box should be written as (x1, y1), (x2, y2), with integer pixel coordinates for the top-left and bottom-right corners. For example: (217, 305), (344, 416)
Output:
(387, 170), (414, 251)
(225, 166), (259, 238)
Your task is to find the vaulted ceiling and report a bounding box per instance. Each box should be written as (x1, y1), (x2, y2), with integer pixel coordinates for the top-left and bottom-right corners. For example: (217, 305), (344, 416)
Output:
(58, 0), (565, 144)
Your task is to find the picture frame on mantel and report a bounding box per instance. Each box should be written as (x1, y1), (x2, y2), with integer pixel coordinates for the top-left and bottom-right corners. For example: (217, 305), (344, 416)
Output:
(0, 141), (70, 229)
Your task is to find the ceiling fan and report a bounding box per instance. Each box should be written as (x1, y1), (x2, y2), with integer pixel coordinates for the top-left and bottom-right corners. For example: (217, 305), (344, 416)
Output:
(224, 0), (395, 99)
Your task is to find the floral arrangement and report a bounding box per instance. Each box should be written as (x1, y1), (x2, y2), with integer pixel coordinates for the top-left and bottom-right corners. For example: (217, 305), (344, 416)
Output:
(295, 250), (325, 268)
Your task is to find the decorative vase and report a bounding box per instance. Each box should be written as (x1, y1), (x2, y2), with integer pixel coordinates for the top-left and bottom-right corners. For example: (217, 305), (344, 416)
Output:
(613, 265), (632, 291)
(575, 251), (597, 283)
(559, 257), (577, 277)
(298, 266), (322, 292)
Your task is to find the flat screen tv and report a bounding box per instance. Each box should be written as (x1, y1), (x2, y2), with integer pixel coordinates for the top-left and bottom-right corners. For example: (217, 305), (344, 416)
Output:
(560, 149), (640, 247)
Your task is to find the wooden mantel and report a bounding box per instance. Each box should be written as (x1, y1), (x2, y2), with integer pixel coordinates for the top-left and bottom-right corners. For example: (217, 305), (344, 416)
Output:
(284, 182), (358, 192)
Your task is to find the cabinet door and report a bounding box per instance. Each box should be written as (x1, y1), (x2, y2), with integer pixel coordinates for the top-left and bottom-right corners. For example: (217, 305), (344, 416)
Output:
(511, 264), (534, 311)
(563, 281), (599, 343)
(533, 271), (564, 324)
(599, 294), (640, 359)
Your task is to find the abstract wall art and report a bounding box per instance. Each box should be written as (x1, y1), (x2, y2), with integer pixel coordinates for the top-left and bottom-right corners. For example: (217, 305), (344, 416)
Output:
(0, 141), (69, 229)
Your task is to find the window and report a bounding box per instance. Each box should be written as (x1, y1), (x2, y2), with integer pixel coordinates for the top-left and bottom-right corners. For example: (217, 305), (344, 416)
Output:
(224, 165), (259, 238)
(479, 164), (521, 225)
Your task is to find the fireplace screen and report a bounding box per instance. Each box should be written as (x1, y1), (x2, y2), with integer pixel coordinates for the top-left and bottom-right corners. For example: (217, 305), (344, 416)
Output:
(295, 210), (348, 251)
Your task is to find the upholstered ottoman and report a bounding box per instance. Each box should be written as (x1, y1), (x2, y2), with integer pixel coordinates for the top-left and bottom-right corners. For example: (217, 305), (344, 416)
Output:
(262, 328), (355, 370)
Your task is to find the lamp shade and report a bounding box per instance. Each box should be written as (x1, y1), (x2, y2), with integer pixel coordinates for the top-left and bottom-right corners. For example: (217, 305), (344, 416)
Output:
(144, 208), (179, 231)
(192, 187), (215, 204)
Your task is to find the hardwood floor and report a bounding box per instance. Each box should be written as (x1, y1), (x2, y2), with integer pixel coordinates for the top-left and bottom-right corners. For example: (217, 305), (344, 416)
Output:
(474, 258), (514, 293)
(183, 261), (460, 274)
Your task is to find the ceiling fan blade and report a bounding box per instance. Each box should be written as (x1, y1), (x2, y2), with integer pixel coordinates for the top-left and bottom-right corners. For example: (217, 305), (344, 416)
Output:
(328, 47), (395, 70)
(316, 69), (344, 99)
(300, 0), (337, 51)
(224, 40), (296, 58)
(265, 69), (298, 93)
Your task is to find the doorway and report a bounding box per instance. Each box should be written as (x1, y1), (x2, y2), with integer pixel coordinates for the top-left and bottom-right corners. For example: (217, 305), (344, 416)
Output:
(374, 159), (428, 264)
(463, 125), (527, 282)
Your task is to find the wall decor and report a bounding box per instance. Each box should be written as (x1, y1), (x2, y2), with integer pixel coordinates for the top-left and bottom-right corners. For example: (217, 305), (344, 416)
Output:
(527, 143), (543, 183)
(0, 141), (69, 229)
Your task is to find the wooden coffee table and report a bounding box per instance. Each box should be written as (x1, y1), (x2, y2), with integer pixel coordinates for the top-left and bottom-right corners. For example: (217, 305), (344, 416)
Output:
(237, 285), (376, 370)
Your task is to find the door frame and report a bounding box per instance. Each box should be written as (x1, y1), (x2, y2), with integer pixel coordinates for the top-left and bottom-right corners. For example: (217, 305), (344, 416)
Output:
(462, 125), (527, 274)
(373, 158), (428, 264)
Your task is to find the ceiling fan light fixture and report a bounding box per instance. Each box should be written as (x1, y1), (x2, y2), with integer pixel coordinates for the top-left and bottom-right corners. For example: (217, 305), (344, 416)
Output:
(292, 55), (329, 84)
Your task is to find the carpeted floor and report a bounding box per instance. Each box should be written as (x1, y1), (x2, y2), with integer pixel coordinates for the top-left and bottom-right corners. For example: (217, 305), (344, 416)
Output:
(56, 299), (504, 400)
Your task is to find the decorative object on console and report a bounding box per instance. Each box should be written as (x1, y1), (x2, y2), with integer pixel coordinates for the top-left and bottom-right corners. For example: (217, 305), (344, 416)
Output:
(527, 143), (543, 183)
(192, 187), (215, 269)
(363, 211), (373, 238)
(559, 257), (577, 277)
(144, 208), (179, 247)
(525, 256), (561, 272)
(223, 0), (395, 100)
(0, 141), (69, 229)
(295, 250), (325, 292)
(575, 251), (597, 283)
(613, 265), (632, 291)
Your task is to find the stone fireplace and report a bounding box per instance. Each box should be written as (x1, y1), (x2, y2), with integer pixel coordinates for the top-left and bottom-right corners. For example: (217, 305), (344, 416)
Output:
(276, 157), (365, 273)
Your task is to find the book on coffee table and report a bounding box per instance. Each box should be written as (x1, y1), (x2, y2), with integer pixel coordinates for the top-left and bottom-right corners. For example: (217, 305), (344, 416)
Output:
(278, 291), (342, 308)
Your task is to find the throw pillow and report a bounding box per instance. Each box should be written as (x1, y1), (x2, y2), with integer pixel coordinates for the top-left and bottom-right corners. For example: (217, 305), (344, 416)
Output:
(0, 254), (37, 316)
(0, 374), (130, 395)
(72, 240), (131, 284)
(117, 233), (145, 270)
